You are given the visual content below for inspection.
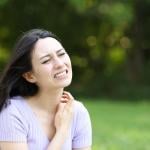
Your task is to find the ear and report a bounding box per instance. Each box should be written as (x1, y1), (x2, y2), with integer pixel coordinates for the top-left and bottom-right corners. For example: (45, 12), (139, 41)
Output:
(22, 71), (36, 83)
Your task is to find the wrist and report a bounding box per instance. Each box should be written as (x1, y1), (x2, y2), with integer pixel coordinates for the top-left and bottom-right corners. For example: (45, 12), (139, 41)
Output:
(47, 131), (65, 150)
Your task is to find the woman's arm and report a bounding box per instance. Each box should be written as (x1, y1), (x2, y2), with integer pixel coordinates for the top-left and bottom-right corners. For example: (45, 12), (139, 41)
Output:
(47, 91), (74, 150)
(0, 142), (28, 150)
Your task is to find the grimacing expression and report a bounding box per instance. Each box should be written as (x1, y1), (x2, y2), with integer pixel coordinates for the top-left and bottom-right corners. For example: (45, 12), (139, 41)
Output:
(24, 37), (72, 91)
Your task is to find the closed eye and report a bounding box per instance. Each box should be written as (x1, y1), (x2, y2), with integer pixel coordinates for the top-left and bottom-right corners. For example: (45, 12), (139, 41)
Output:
(58, 52), (66, 56)
(41, 59), (51, 64)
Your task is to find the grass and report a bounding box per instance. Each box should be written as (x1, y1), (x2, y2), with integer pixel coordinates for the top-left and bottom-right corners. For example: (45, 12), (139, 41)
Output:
(82, 99), (150, 150)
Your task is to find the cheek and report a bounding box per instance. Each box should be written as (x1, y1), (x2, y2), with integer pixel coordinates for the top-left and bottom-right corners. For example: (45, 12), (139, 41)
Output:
(65, 55), (72, 67)
(41, 65), (53, 74)
(66, 57), (72, 77)
(34, 64), (53, 77)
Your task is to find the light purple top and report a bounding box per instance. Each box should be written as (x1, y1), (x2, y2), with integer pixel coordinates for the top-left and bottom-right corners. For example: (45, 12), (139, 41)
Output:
(0, 96), (92, 150)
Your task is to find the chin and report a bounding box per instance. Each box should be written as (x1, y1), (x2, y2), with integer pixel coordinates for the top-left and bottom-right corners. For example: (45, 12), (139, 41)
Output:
(59, 79), (72, 88)
(64, 82), (72, 88)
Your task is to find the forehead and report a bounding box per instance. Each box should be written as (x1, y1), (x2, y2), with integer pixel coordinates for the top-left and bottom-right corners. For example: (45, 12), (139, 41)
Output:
(33, 37), (63, 57)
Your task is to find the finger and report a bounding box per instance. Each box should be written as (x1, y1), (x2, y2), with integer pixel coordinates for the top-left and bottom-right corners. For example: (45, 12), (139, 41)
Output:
(62, 91), (74, 111)
(60, 97), (68, 103)
(64, 96), (74, 109)
(62, 95), (73, 105)
(57, 102), (65, 112)
(62, 94), (68, 99)
(65, 100), (73, 113)
(63, 91), (74, 100)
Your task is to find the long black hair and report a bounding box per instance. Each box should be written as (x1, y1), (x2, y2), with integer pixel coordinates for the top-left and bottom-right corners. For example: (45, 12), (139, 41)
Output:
(0, 29), (60, 112)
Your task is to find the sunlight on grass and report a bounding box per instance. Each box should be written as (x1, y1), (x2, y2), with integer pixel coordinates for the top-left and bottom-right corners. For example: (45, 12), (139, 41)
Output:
(82, 99), (150, 150)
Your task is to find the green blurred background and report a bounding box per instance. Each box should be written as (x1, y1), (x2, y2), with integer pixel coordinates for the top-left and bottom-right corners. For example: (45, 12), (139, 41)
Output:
(0, 0), (150, 149)
(1, 0), (150, 99)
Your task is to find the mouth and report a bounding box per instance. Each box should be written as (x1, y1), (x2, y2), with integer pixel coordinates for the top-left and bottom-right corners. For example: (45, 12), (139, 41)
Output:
(54, 69), (68, 78)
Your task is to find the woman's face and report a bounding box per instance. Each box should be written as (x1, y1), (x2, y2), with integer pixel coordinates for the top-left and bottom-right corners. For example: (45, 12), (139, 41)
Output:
(29, 37), (72, 90)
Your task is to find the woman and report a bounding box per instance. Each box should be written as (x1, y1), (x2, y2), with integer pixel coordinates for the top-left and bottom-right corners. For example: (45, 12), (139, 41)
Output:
(0, 29), (92, 150)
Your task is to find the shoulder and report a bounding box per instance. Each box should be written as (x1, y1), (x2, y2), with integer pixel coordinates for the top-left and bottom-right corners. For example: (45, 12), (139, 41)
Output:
(0, 96), (28, 141)
(72, 100), (91, 125)
(71, 100), (92, 148)
(0, 97), (21, 117)
(73, 100), (89, 115)
(0, 96), (26, 117)
(0, 96), (29, 131)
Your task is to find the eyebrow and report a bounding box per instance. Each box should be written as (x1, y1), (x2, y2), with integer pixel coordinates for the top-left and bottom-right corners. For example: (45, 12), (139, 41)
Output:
(39, 49), (65, 60)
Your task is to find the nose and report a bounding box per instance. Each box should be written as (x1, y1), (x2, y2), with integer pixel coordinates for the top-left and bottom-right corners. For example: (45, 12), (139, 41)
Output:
(53, 56), (64, 68)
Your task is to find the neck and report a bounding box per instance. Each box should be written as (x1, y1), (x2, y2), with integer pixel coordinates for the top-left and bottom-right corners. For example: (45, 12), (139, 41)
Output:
(27, 88), (64, 114)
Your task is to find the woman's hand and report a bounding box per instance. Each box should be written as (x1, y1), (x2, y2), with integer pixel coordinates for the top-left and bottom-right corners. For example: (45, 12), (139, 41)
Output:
(47, 91), (74, 150)
(54, 91), (74, 134)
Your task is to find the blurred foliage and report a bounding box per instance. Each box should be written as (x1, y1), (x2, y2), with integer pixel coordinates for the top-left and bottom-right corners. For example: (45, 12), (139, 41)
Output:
(1, 0), (150, 99)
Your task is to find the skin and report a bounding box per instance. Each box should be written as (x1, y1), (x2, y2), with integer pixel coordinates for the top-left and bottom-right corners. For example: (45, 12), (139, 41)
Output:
(0, 37), (91, 150)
